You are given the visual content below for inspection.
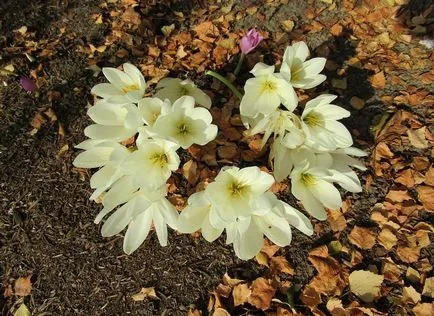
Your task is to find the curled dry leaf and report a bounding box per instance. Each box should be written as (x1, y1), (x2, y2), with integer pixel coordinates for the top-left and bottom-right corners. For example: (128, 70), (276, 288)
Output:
(131, 287), (158, 301)
(233, 283), (251, 307)
(377, 228), (397, 250)
(349, 270), (384, 303)
(14, 275), (32, 297)
(247, 277), (276, 311)
(416, 186), (434, 211)
(182, 160), (200, 185)
(422, 277), (434, 298)
(402, 286), (421, 304)
(349, 226), (377, 249)
(270, 256), (295, 275)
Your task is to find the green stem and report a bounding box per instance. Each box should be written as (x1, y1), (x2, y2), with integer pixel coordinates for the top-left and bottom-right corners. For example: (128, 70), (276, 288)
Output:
(205, 70), (243, 100)
(233, 53), (245, 76)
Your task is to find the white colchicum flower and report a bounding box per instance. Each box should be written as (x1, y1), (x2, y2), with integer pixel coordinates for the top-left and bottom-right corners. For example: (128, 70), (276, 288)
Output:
(121, 137), (180, 189)
(91, 63), (146, 103)
(290, 157), (362, 220)
(96, 185), (179, 254)
(73, 141), (130, 200)
(155, 77), (212, 109)
(240, 63), (298, 118)
(84, 100), (142, 142)
(177, 191), (224, 242)
(301, 94), (352, 151)
(151, 96), (217, 149)
(138, 97), (171, 126)
(280, 41), (326, 89)
(205, 166), (275, 222)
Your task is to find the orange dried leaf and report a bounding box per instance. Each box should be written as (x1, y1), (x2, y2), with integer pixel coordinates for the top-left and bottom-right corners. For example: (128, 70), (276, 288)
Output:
(349, 226), (377, 249)
(247, 278), (276, 311)
(270, 256), (295, 275)
(131, 287), (158, 301)
(416, 186), (434, 211)
(233, 283), (251, 307)
(14, 275), (32, 297)
(370, 71), (386, 89)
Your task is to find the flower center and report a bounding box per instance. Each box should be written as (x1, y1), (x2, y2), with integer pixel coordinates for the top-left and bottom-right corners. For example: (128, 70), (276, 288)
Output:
(304, 112), (323, 127)
(179, 85), (191, 95)
(122, 84), (140, 93)
(300, 173), (316, 186)
(227, 181), (248, 198)
(150, 152), (168, 168)
(291, 65), (304, 82)
(261, 80), (277, 93)
(177, 122), (190, 135)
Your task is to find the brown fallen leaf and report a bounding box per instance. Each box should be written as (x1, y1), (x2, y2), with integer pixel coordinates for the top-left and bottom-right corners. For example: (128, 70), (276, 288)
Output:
(386, 189), (413, 203)
(370, 71), (386, 89)
(131, 287), (158, 301)
(422, 277), (434, 298)
(407, 127), (429, 149)
(14, 275), (32, 297)
(247, 277), (276, 311)
(402, 286), (422, 304)
(377, 228), (397, 250)
(424, 166), (434, 186)
(349, 270), (384, 303)
(213, 308), (230, 316)
(412, 303), (433, 316)
(270, 256), (295, 275)
(327, 209), (347, 232)
(182, 160), (200, 185)
(349, 226), (377, 249)
(232, 283), (251, 307)
(416, 186), (434, 211)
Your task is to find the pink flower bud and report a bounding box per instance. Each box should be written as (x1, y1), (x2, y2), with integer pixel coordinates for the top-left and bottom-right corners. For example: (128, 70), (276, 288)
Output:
(20, 77), (37, 92)
(240, 29), (264, 55)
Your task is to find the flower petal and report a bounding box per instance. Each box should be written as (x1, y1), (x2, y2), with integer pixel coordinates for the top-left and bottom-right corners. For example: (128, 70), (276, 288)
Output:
(123, 209), (153, 254)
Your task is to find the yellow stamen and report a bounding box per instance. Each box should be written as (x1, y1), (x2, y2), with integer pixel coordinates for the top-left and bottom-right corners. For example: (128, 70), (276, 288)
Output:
(177, 123), (189, 135)
(261, 80), (277, 93)
(304, 112), (323, 127)
(291, 66), (304, 82)
(228, 181), (248, 198)
(122, 84), (140, 93)
(300, 173), (316, 186)
(150, 152), (168, 168)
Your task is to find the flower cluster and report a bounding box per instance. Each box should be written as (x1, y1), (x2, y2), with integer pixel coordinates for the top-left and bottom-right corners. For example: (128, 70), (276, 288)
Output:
(240, 41), (366, 221)
(178, 166), (313, 259)
(74, 38), (365, 260)
(73, 63), (218, 253)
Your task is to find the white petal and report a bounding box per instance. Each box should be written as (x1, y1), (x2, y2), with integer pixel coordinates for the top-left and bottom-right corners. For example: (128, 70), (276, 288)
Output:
(123, 63), (146, 89)
(153, 207), (168, 246)
(123, 210), (153, 254)
(291, 41), (310, 62)
(84, 124), (135, 142)
(91, 83), (122, 99)
(178, 205), (209, 233)
(250, 63), (275, 77)
(301, 58), (326, 77)
(201, 215), (224, 242)
(103, 67), (133, 90)
(232, 221), (264, 260)
(87, 104), (127, 125)
(277, 202), (313, 235)
(189, 87), (212, 109)
(254, 213), (292, 246)
(73, 147), (113, 168)
(159, 198), (179, 229)
(309, 179), (342, 210)
(101, 202), (132, 237)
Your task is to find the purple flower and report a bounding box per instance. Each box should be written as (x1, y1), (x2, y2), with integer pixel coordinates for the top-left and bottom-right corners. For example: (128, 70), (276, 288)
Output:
(20, 77), (37, 92)
(240, 29), (264, 55)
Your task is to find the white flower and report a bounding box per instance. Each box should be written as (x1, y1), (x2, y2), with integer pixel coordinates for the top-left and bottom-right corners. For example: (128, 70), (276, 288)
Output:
(84, 100), (142, 142)
(121, 137), (180, 189)
(224, 192), (313, 260)
(280, 41), (326, 89)
(240, 63), (298, 118)
(290, 158), (361, 220)
(177, 191), (224, 242)
(138, 97), (171, 126)
(205, 166), (275, 222)
(91, 63), (146, 103)
(301, 94), (352, 151)
(97, 186), (179, 254)
(73, 141), (130, 200)
(151, 96), (217, 149)
(155, 77), (212, 109)
(246, 110), (305, 150)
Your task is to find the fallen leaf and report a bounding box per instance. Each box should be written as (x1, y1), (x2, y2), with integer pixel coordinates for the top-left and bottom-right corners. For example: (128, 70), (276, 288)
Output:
(370, 71), (386, 89)
(406, 267), (421, 283)
(14, 304), (31, 316)
(182, 160), (200, 185)
(412, 303), (433, 316)
(14, 275), (32, 296)
(233, 283), (251, 306)
(222, 273), (243, 287)
(422, 277), (434, 298)
(270, 256), (295, 275)
(131, 287), (158, 301)
(377, 228), (397, 250)
(416, 186), (434, 211)
(407, 127), (429, 149)
(402, 286), (421, 304)
(349, 226), (377, 249)
(349, 270), (384, 303)
(424, 166), (434, 186)
(327, 209), (347, 232)
(213, 308), (230, 316)
(247, 277), (276, 311)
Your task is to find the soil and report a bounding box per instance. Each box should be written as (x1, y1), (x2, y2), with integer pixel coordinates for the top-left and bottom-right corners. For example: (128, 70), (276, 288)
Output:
(0, 0), (433, 315)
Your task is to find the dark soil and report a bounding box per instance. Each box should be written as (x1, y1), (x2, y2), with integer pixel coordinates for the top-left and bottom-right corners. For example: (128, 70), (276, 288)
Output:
(0, 0), (432, 315)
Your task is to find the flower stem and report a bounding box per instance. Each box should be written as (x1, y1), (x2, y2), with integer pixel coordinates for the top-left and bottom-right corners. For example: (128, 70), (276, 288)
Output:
(205, 70), (243, 100)
(233, 54), (245, 76)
